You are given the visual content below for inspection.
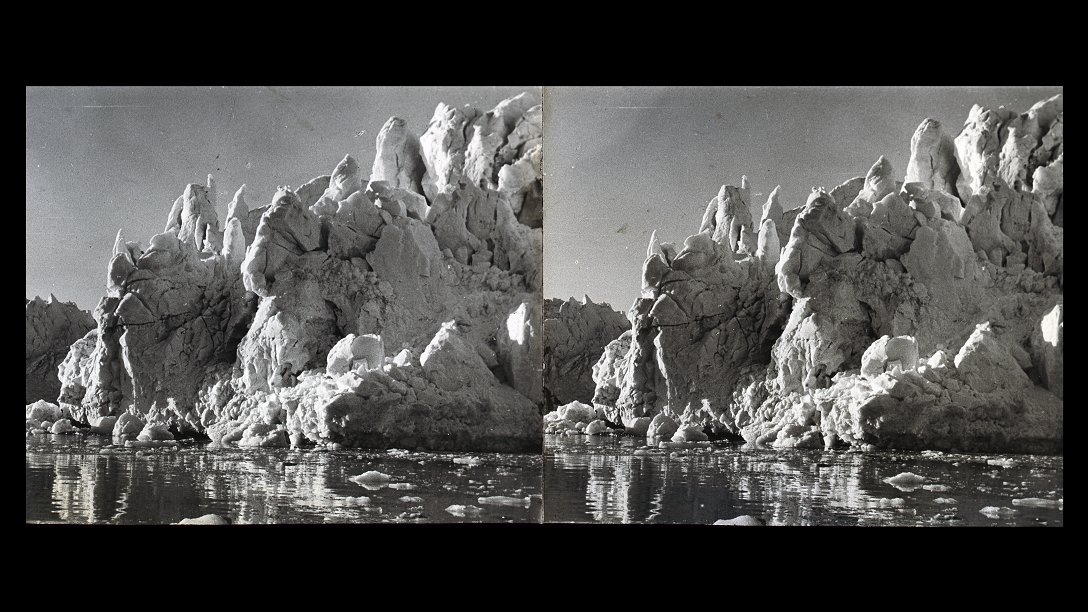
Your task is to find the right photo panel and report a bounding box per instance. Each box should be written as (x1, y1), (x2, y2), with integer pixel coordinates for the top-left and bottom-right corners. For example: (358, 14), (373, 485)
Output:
(541, 86), (1063, 526)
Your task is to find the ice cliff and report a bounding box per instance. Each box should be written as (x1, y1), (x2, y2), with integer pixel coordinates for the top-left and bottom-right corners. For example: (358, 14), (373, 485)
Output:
(25, 296), (95, 404)
(48, 92), (544, 452)
(543, 296), (629, 410)
(576, 94), (1063, 454)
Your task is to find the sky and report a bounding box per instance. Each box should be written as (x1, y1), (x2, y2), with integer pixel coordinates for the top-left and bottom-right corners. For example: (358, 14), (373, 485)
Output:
(542, 86), (1063, 313)
(26, 86), (537, 310)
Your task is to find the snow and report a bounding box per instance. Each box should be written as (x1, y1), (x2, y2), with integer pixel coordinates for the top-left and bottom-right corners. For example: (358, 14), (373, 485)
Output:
(979, 506), (1019, 519)
(477, 495), (531, 507)
(1011, 497), (1063, 509)
(445, 505), (485, 517)
(713, 515), (764, 526)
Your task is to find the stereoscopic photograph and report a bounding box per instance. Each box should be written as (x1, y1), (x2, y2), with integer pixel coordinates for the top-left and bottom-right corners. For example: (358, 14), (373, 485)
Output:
(542, 86), (1063, 525)
(27, 85), (1062, 526)
(26, 86), (544, 524)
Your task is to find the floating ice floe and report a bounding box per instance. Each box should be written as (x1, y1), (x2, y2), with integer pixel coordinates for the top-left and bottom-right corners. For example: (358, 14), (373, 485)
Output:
(922, 484), (950, 492)
(1011, 497), (1063, 509)
(453, 456), (483, 466)
(986, 458), (1020, 469)
(350, 471), (392, 485)
(175, 514), (230, 525)
(884, 472), (927, 491)
(885, 472), (925, 485)
(477, 495), (531, 507)
(933, 497), (958, 504)
(399, 496), (424, 503)
(713, 515), (764, 526)
(445, 505), (485, 517)
(388, 482), (416, 490)
(979, 506), (1019, 519)
(124, 439), (177, 449)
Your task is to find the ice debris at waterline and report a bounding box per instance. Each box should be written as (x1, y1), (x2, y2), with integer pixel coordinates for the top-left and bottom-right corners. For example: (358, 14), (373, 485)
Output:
(557, 94), (1062, 454)
(34, 93), (544, 453)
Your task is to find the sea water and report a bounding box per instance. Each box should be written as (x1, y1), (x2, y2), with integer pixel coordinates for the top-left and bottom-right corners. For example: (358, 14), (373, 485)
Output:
(544, 435), (1063, 526)
(26, 433), (542, 524)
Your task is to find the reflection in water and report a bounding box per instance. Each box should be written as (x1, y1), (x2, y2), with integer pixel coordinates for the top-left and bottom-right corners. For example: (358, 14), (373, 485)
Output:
(544, 436), (1063, 526)
(26, 434), (542, 524)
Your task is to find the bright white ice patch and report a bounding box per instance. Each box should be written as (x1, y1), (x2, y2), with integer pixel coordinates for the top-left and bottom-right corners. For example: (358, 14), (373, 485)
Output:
(350, 471), (392, 485)
(477, 495), (531, 507)
(884, 472), (926, 491)
(979, 506), (1019, 519)
(445, 505), (485, 517)
(1011, 497), (1062, 509)
(713, 515), (764, 526)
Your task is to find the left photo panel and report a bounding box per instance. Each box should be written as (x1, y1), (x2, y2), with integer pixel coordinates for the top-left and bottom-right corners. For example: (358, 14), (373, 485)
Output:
(26, 86), (544, 524)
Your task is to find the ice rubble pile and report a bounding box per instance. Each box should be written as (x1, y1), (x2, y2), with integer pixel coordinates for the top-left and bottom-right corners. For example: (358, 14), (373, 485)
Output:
(25, 296), (95, 404)
(557, 94), (1063, 453)
(44, 92), (544, 452)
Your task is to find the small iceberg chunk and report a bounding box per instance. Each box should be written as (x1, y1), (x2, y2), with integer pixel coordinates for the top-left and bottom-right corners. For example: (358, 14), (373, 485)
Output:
(350, 471), (392, 485)
(175, 514), (231, 525)
(445, 505), (485, 518)
(50, 419), (76, 434)
(477, 495), (531, 508)
(713, 515), (764, 526)
(1011, 498), (1062, 509)
(884, 472), (926, 491)
(979, 506), (1019, 519)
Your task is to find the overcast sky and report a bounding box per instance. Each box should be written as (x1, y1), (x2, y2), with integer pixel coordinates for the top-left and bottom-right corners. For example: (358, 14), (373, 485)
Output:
(26, 86), (537, 310)
(542, 86), (1062, 313)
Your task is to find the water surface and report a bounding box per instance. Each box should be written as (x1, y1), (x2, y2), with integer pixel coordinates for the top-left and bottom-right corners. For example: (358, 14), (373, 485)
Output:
(26, 433), (542, 524)
(544, 435), (1063, 526)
